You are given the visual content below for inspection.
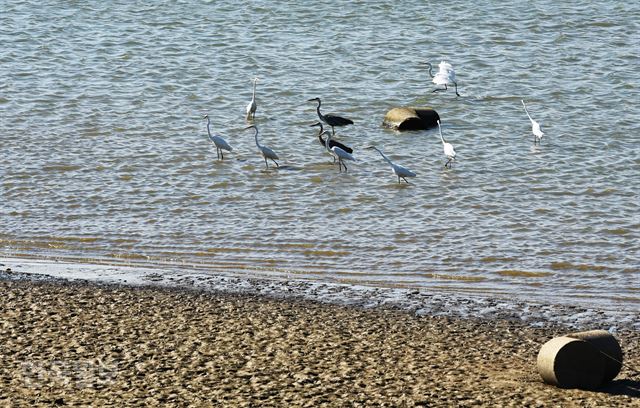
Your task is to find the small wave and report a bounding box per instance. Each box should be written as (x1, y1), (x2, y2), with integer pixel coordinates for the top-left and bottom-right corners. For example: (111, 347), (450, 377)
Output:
(496, 270), (552, 278)
(549, 262), (612, 272)
(42, 164), (82, 172)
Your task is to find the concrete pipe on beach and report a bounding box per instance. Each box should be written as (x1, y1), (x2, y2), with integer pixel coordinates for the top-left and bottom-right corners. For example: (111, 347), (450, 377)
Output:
(537, 331), (623, 390)
(567, 330), (623, 383)
(382, 107), (440, 131)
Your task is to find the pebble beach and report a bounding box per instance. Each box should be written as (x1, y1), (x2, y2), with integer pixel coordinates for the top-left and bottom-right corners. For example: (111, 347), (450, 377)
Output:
(1, 271), (638, 407)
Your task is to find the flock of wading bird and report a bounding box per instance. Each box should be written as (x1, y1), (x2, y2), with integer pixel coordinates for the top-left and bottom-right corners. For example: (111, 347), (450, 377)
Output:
(204, 61), (545, 184)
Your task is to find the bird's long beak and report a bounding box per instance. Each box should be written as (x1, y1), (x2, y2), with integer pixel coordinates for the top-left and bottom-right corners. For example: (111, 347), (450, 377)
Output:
(203, 114), (208, 119)
(310, 122), (321, 127)
(307, 98), (317, 102)
(244, 125), (255, 130)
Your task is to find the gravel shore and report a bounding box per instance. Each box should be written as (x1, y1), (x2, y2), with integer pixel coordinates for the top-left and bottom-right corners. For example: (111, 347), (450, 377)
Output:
(0, 279), (638, 407)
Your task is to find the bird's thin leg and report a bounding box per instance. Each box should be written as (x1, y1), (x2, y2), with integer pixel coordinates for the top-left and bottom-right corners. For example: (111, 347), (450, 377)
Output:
(264, 157), (269, 168)
(444, 84), (448, 91)
(221, 150), (224, 160)
(342, 161), (348, 172)
(402, 177), (409, 184)
(445, 159), (451, 168)
(331, 126), (336, 136)
(397, 176), (401, 184)
(216, 148), (220, 160)
(453, 81), (460, 97)
(271, 159), (279, 167)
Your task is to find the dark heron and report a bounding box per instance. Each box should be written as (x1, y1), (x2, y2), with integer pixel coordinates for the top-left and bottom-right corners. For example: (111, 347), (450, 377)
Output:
(323, 131), (355, 173)
(310, 122), (353, 160)
(308, 97), (354, 135)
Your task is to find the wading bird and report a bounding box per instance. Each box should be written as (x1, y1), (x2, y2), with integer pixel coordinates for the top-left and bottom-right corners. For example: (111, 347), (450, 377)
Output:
(203, 114), (233, 160)
(310, 122), (353, 162)
(323, 131), (355, 172)
(245, 77), (258, 121)
(426, 61), (460, 96)
(308, 97), (354, 135)
(437, 120), (456, 168)
(246, 125), (279, 168)
(369, 146), (416, 183)
(521, 100), (544, 144)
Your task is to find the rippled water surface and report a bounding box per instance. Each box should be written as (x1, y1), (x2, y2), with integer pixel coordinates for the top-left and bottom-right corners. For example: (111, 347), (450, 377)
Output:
(2, 1), (639, 309)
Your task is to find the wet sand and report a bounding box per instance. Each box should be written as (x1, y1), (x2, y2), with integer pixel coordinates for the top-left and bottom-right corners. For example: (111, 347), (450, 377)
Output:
(0, 279), (638, 407)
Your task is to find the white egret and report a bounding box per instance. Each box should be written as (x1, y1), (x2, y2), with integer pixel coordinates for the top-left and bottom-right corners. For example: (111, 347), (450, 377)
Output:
(323, 130), (355, 172)
(246, 125), (279, 168)
(426, 61), (460, 96)
(521, 100), (544, 144)
(308, 97), (354, 135)
(203, 114), (233, 160)
(369, 146), (416, 183)
(437, 120), (456, 168)
(245, 77), (258, 121)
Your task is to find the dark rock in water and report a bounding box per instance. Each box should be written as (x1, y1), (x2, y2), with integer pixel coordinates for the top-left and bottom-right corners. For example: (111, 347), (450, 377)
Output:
(382, 107), (440, 131)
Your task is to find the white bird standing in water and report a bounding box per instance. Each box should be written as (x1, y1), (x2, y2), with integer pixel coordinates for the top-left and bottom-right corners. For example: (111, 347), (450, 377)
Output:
(203, 114), (233, 160)
(426, 61), (460, 96)
(437, 120), (456, 168)
(245, 77), (258, 121)
(323, 130), (355, 172)
(246, 125), (279, 168)
(521, 100), (544, 144)
(369, 146), (416, 183)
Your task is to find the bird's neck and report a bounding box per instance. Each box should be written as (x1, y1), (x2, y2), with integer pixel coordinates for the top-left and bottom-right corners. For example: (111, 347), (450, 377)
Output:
(439, 131), (446, 144)
(376, 149), (392, 165)
(254, 129), (260, 148)
(315, 101), (324, 120)
(206, 118), (212, 137)
(252, 81), (256, 99)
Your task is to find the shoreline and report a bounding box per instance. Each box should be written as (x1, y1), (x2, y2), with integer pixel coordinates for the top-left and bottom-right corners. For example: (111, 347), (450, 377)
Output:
(1, 278), (639, 406)
(1, 256), (639, 332)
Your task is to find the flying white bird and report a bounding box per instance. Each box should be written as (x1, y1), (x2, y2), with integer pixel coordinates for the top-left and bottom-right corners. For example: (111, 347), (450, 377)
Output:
(521, 100), (544, 144)
(426, 61), (460, 96)
(246, 125), (279, 168)
(369, 146), (416, 183)
(245, 77), (258, 121)
(437, 120), (456, 168)
(203, 114), (233, 160)
(323, 130), (355, 172)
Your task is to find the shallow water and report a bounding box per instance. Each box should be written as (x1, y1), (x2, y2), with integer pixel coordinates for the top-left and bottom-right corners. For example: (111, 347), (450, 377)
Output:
(1, 1), (639, 309)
